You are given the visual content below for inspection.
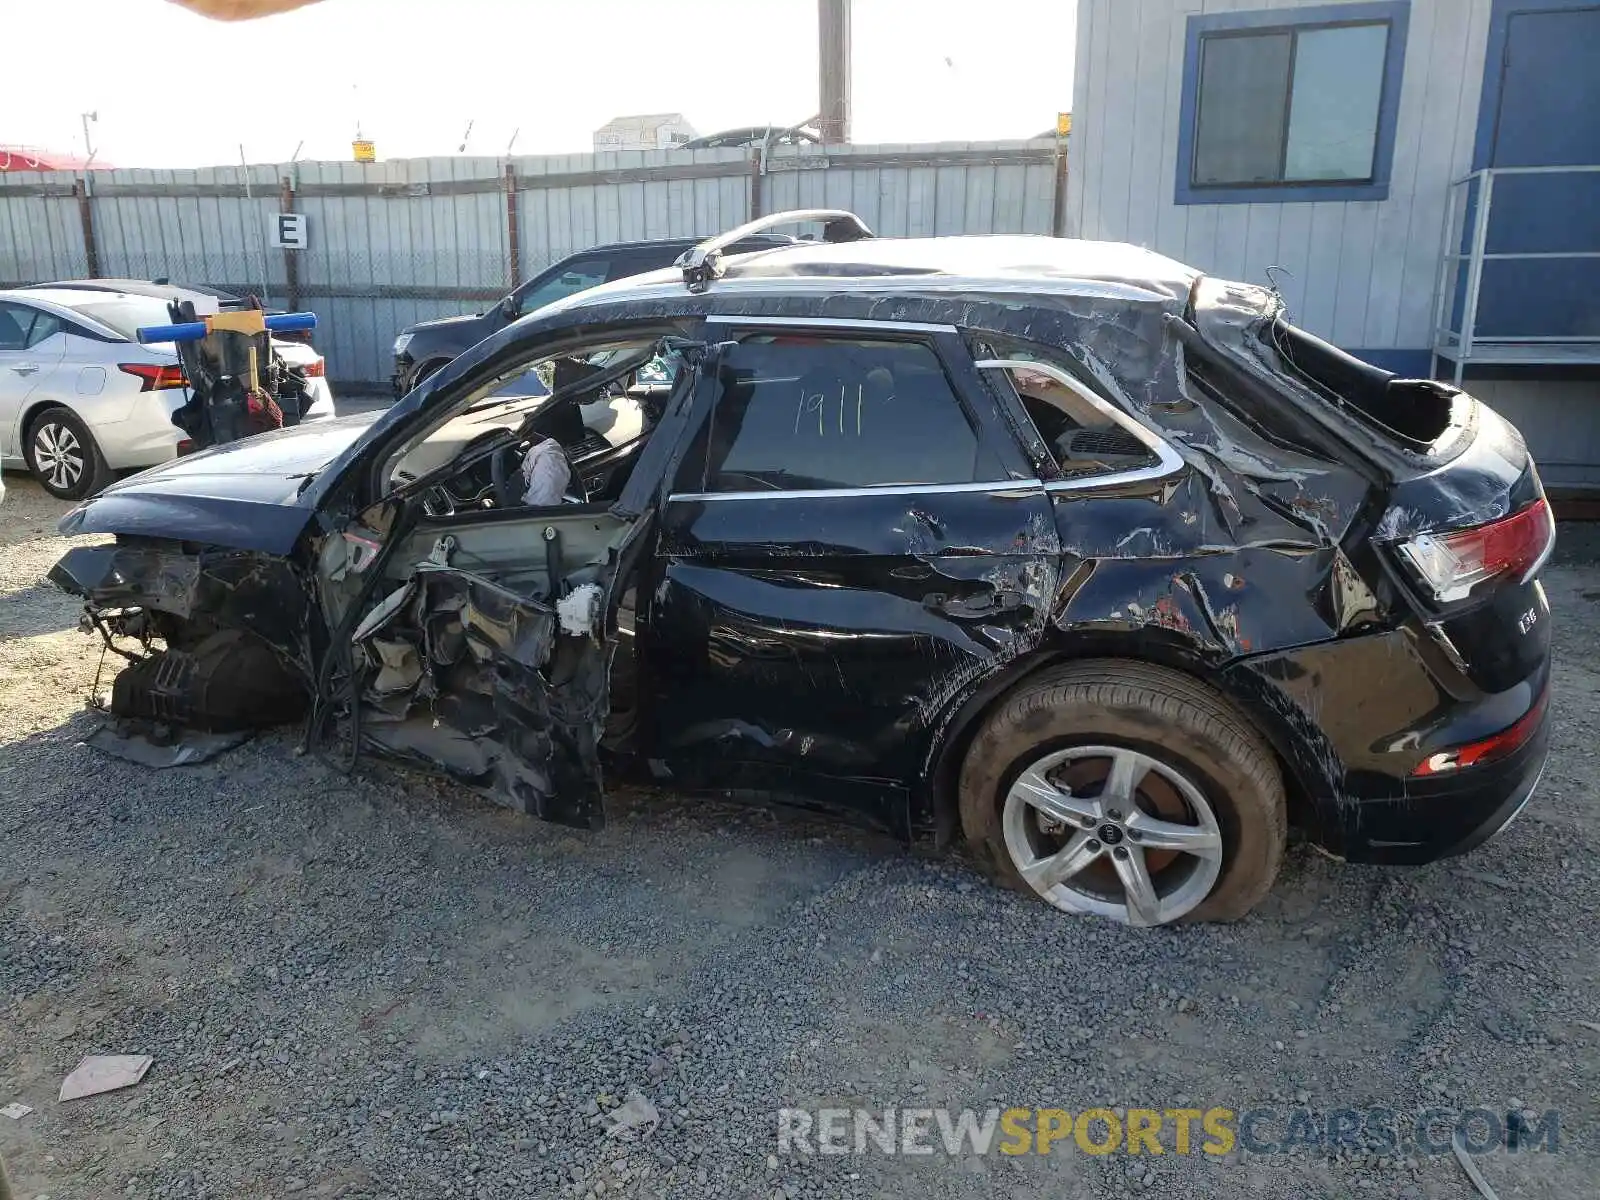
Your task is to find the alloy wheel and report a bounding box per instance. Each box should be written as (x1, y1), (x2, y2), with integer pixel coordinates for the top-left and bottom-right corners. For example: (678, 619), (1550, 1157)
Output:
(33, 421), (84, 493)
(1001, 744), (1224, 926)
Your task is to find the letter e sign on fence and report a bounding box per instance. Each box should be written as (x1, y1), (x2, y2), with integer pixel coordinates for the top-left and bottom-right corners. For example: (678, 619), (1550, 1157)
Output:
(270, 212), (308, 250)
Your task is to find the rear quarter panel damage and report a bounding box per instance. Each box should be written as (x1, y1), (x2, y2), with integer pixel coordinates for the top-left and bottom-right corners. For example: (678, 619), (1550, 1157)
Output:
(564, 288), (1401, 834)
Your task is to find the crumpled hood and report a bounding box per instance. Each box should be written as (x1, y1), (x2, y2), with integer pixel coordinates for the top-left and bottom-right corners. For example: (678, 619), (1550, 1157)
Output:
(59, 411), (382, 555)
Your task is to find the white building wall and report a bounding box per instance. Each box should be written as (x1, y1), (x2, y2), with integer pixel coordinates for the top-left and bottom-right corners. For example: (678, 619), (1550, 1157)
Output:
(1066, 0), (1495, 358)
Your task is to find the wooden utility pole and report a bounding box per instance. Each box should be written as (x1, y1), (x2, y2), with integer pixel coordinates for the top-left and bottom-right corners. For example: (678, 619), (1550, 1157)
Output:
(74, 178), (100, 278)
(818, 0), (852, 144)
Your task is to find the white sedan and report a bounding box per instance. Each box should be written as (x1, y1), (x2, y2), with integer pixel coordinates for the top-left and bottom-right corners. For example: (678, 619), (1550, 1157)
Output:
(0, 284), (332, 500)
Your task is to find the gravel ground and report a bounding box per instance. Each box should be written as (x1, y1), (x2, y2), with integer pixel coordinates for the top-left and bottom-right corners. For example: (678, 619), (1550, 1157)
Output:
(1, 471), (1596, 1199)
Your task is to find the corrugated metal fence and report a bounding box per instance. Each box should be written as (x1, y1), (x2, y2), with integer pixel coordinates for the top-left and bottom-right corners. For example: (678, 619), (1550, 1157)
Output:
(0, 140), (1062, 389)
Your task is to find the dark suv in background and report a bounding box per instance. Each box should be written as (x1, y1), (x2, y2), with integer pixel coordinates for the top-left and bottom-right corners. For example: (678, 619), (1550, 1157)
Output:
(389, 235), (794, 395)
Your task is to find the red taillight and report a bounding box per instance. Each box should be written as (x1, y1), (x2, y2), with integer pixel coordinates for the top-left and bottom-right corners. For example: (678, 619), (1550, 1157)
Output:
(1412, 686), (1548, 776)
(1398, 498), (1555, 604)
(176, 439), (196, 456)
(301, 358), (325, 377)
(119, 363), (187, 392)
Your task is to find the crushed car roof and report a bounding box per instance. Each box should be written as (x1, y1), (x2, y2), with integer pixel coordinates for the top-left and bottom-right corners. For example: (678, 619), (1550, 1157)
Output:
(558, 235), (1202, 313)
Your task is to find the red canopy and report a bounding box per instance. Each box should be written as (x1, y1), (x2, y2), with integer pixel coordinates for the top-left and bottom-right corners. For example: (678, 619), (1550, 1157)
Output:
(0, 146), (113, 172)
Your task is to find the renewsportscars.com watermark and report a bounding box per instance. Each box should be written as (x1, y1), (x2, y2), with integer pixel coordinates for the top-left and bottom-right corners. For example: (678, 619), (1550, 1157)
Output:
(776, 1105), (1560, 1158)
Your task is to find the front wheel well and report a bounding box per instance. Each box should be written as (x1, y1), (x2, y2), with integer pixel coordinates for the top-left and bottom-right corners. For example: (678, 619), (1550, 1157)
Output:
(414, 357), (452, 383)
(923, 642), (1317, 846)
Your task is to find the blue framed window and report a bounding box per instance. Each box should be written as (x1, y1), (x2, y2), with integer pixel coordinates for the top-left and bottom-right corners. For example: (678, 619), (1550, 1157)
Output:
(1175, 2), (1410, 205)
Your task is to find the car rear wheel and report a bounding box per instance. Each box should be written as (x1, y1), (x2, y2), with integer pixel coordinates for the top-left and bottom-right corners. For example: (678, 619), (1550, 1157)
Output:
(24, 407), (112, 501)
(958, 660), (1285, 926)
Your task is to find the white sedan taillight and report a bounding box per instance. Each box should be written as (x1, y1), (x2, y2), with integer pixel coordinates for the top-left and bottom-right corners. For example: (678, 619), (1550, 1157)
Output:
(1398, 498), (1555, 604)
(119, 363), (187, 391)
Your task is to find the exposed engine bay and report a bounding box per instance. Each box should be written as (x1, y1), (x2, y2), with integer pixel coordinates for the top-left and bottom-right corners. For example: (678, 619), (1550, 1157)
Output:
(51, 340), (673, 823)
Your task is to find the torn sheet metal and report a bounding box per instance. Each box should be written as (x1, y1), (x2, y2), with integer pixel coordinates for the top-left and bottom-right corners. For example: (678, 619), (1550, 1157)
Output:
(60, 1054), (153, 1102)
(85, 723), (250, 768)
(49, 543), (314, 668)
(354, 564), (608, 828)
(49, 544), (202, 617)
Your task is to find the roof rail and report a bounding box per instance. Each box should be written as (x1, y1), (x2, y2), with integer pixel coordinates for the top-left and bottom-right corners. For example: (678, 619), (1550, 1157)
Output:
(676, 209), (874, 293)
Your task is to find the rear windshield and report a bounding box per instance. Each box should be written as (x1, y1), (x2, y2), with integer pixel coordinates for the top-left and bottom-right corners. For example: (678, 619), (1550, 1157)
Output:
(1266, 322), (1454, 451)
(64, 296), (179, 341)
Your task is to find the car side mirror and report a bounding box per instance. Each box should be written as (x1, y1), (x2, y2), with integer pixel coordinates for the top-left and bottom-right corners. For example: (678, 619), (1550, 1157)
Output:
(500, 294), (519, 320)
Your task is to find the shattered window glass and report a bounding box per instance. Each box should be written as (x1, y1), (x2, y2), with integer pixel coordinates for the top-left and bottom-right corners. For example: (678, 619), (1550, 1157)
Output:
(1192, 19), (1390, 188)
(387, 338), (661, 491)
(682, 336), (1000, 493)
(981, 354), (1157, 481)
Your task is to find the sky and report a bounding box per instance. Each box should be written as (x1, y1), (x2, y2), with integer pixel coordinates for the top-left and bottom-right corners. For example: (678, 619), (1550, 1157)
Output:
(4, 0), (1075, 167)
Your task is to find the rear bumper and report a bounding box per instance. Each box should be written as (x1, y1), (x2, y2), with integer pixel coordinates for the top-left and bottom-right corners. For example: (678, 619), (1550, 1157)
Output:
(302, 378), (337, 421)
(1230, 629), (1551, 867)
(1333, 706), (1549, 865)
(98, 393), (186, 470)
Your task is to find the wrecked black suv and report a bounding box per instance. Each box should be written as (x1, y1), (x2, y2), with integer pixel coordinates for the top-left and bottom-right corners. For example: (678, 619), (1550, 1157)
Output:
(51, 210), (1554, 927)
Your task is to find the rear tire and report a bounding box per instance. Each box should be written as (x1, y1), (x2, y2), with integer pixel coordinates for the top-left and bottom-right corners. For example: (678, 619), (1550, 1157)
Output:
(24, 406), (112, 500)
(958, 660), (1285, 925)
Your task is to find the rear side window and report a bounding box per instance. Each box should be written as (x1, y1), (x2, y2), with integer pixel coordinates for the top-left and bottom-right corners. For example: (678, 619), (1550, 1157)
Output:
(680, 336), (1000, 493)
(63, 296), (175, 341)
(607, 251), (675, 282)
(975, 341), (1162, 480)
(513, 258), (610, 316)
(25, 312), (63, 347)
(0, 303), (32, 350)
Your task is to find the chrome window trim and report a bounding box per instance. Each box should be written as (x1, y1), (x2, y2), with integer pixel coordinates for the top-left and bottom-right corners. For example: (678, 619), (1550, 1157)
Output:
(703, 314), (959, 334)
(668, 479), (1043, 503)
(973, 357), (1186, 493)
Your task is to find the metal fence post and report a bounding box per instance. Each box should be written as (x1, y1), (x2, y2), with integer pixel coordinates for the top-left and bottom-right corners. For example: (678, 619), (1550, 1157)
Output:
(749, 149), (764, 222)
(74, 176), (100, 277)
(280, 175), (300, 312)
(504, 161), (521, 290)
(1051, 143), (1068, 237)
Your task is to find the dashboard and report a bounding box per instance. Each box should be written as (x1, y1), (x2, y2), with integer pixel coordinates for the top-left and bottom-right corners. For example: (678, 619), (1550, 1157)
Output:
(392, 389), (657, 515)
